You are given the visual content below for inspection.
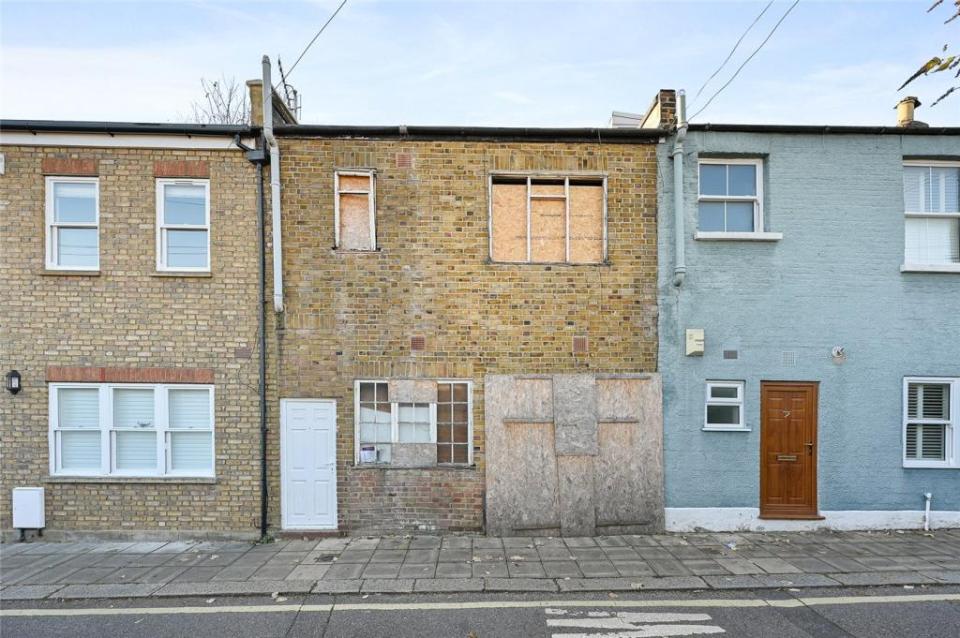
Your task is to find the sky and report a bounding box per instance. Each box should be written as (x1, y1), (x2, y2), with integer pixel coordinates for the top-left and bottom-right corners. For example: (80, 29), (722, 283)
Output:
(1, 0), (958, 127)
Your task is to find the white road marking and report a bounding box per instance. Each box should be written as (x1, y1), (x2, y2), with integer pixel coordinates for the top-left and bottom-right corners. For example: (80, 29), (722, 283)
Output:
(547, 613), (713, 626)
(547, 610), (724, 637)
(1, 592), (958, 618)
(551, 626), (724, 638)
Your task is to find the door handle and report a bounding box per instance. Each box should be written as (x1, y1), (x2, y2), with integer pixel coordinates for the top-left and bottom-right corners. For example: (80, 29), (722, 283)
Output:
(805, 442), (814, 454)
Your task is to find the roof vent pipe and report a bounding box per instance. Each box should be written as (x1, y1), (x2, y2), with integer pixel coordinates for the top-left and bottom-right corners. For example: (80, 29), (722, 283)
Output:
(262, 55), (284, 313)
(672, 90), (688, 287)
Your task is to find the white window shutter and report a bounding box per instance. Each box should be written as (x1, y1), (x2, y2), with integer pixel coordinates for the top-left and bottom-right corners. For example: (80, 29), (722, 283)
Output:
(60, 431), (101, 469)
(113, 389), (155, 427)
(58, 388), (99, 428)
(116, 431), (158, 470)
(168, 389), (211, 429)
(169, 432), (213, 471)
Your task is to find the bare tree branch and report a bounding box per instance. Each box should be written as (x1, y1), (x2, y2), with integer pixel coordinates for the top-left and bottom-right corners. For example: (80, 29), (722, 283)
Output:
(185, 76), (250, 125)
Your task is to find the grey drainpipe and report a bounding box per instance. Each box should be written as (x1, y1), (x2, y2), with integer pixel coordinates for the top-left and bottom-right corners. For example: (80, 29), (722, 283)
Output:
(672, 90), (687, 287)
(236, 131), (270, 540)
(262, 56), (284, 312)
(255, 162), (268, 539)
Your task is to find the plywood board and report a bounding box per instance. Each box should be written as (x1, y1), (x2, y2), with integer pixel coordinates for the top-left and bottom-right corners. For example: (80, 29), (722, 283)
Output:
(553, 374), (598, 456)
(569, 184), (604, 263)
(530, 198), (565, 262)
(558, 456), (596, 536)
(530, 182), (565, 197)
(498, 421), (561, 531)
(491, 183), (527, 262)
(339, 193), (371, 249)
(389, 379), (438, 403)
(339, 174), (371, 192)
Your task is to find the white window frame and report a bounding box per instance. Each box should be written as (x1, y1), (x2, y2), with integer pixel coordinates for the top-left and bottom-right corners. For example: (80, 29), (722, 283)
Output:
(48, 383), (215, 478)
(903, 376), (958, 469)
(703, 380), (747, 431)
(353, 379), (473, 465)
(334, 169), (377, 250)
(488, 173), (608, 264)
(696, 158), (767, 238)
(156, 178), (211, 272)
(45, 176), (100, 271)
(901, 160), (960, 273)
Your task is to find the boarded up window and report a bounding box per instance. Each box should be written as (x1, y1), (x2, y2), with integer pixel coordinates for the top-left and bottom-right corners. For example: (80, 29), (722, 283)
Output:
(335, 171), (375, 250)
(491, 176), (604, 264)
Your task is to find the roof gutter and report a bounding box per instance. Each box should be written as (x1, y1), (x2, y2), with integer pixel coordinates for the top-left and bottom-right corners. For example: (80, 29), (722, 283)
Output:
(274, 124), (666, 143)
(262, 56), (284, 313)
(0, 120), (252, 136)
(688, 123), (960, 135)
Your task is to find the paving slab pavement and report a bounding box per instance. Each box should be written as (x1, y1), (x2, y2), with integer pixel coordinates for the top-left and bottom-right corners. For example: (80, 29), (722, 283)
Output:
(2, 528), (958, 601)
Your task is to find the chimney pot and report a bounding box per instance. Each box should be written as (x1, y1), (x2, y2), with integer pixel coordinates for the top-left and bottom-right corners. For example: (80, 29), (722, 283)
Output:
(896, 96), (927, 128)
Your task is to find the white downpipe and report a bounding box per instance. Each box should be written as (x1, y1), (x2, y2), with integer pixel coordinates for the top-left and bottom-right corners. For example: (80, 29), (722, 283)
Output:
(672, 90), (687, 287)
(262, 55), (284, 313)
(924, 493), (932, 531)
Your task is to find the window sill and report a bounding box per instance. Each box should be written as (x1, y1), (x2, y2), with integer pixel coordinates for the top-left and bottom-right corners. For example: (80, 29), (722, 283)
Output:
(487, 260), (611, 267)
(900, 264), (960, 273)
(695, 232), (782, 242)
(333, 248), (380, 254)
(152, 271), (213, 278)
(350, 464), (476, 471)
(702, 427), (752, 432)
(40, 269), (101, 277)
(45, 476), (217, 484)
(902, 463), (958, 470)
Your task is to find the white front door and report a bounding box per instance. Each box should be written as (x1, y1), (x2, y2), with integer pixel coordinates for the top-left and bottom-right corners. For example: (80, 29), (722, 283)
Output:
(281, 399), (337, 529)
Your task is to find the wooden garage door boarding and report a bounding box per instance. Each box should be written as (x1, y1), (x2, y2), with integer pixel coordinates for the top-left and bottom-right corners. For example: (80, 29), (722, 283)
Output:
(760, 382), (820, 519)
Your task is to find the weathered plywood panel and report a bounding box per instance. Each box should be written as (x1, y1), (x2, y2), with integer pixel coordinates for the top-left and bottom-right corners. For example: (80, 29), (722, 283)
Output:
(569, 184), (604, 263)
(512, 378), (554, 421)
(389, 379), (438, 404)
(597, 378), (643, 422)
(392, 442), (437, 467)
(339, 174), (371, 192)
(485, 373), (663, 536)
(491, 183), (527, 262)
(495, 421), (560, 532)
(558, 456), (596, 536)
(339, 193), (371, 249)
(530, 198), (565, 263)
(554, 374), (598, 456)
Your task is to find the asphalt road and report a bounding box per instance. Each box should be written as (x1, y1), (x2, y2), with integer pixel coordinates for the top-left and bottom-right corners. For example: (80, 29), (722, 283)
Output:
(2, 586), (959, 638)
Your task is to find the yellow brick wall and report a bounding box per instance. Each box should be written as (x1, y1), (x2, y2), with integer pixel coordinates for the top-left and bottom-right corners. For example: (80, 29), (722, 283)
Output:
(0, 144), (263, 537)
(268, 137), (660, 533)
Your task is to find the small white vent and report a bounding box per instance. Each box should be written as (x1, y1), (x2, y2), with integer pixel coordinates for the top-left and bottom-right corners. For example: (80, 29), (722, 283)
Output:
(782, 351), (797, 366)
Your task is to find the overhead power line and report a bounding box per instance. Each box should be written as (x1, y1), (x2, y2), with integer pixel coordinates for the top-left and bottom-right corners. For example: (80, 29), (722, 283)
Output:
(278, 0), (349, 86)
(693, 0), (775, 101)
(688, 0), (801, 123)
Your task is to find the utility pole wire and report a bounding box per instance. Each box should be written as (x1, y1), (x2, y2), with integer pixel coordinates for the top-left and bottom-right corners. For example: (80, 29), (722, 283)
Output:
(688, 0), (801, 122)
(693, 0), (775, 101)
(277, 0), (349, 87)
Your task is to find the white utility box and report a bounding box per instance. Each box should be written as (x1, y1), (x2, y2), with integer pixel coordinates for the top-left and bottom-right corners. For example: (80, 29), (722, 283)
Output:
(12, 487), (45, 530)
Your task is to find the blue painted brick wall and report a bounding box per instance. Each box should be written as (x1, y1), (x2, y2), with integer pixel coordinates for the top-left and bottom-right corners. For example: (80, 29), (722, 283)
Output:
(658, 131), (960, 512)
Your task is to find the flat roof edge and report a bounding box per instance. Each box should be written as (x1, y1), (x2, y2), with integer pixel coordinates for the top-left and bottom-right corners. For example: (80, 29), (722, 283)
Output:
(273, 124), (667, 142)
(0, 120), (254, 136)
(688, 123), (960, 135)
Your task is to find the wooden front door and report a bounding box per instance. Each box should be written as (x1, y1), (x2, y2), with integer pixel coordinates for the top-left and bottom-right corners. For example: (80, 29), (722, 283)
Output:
(760, 382), (819, 519)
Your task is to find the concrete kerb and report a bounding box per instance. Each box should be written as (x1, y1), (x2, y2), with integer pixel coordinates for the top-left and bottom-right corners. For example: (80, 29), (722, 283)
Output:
(4, 574), (960, 601)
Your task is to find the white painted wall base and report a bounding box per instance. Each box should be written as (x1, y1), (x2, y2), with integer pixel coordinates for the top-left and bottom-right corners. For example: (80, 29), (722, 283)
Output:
(665, 508), (960, 532)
